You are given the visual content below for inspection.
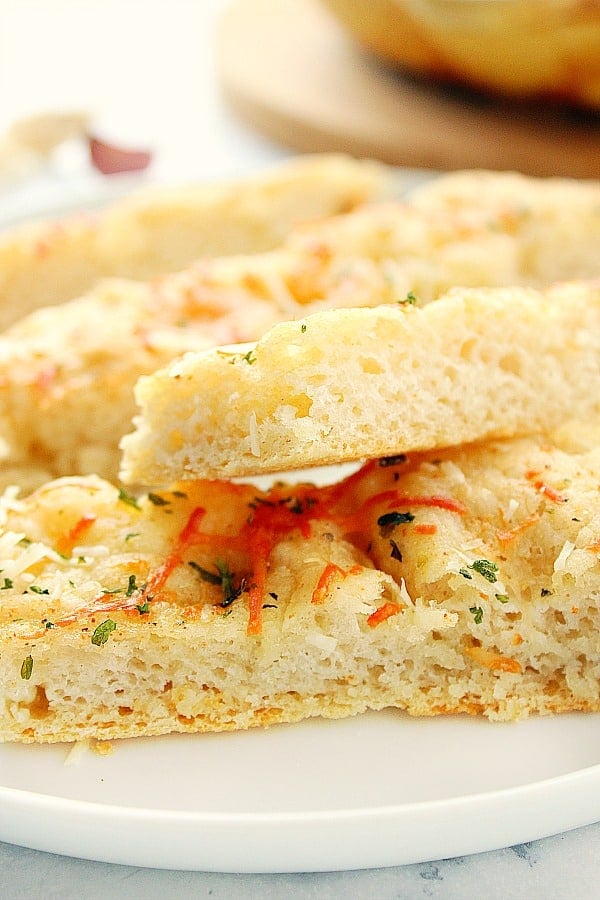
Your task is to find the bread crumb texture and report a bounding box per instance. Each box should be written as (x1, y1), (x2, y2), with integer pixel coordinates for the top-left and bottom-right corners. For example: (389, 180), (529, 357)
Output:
(121, 281), (600, 481)
(3, 426), (600, 742)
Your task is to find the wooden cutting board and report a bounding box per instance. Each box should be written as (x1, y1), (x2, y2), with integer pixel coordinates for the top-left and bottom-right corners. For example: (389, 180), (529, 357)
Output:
(217, 0), (600, 177)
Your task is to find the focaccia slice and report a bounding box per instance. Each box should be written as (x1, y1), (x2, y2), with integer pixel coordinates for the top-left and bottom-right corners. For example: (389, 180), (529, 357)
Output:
(290, 169), (600, 294)
(3, 425), (600, 743)
(120, 281), (600, 483)
(0, 153), (386, 328)
(0, 277), (284, 491)
(4, 169), (600, 493)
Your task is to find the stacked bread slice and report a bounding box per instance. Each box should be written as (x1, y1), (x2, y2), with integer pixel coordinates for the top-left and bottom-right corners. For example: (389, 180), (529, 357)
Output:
(0, 169), (598, 494)
(0, 153), (385, 327)
(1, 163), (600, 743)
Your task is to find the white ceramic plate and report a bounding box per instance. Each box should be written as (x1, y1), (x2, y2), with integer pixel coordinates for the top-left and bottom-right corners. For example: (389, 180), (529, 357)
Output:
(2, 710), (600, 872)
(1, 171), (600, 874)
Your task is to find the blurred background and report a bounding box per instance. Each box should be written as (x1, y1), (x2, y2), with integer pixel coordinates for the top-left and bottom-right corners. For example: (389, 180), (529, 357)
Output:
(1, 0), (598, 227)
(0, 0), (288, 223)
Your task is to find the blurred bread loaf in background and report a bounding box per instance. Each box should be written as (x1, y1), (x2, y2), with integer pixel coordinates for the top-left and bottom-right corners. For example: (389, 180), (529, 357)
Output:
(320, 0), (600, 109)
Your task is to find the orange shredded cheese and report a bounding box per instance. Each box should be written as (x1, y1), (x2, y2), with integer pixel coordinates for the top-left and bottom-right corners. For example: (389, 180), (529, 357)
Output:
(364, 490), (466, 516)
(525, 470), (566, 503)
(497, 513), (540, 545)
(311, 563), (346, 604)
(245, 528), (272, 635)
(367, 600), (404, 628)
(33, 364), (58, 397)
(414, 523), (437, 535)
(465, 645), (523, 674)
(56, 514), (97, 556)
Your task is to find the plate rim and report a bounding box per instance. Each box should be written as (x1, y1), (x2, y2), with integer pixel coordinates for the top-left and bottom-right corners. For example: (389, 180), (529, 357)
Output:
(2, 757), (600, 871)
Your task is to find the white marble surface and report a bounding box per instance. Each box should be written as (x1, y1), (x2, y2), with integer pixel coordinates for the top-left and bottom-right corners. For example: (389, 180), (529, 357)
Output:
(2, 825), (600, 899)
(1, 1), (600, 895)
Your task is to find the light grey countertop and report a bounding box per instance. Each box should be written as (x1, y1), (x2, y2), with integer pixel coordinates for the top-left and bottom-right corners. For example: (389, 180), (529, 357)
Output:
(3, 825), (600, 900)
(1, 1), (599, 895)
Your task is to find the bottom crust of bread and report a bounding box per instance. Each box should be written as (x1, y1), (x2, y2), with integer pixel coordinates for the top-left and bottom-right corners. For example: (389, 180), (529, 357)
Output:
(4, 628), (600, 744)
(2, 425), (600, 742)
(8, 676), (600, 746)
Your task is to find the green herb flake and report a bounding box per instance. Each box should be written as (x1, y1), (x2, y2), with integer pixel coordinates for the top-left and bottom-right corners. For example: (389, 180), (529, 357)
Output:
(126, 574), (138, 597)
(495, 593), (509, 604)
(91, 619), (117, 646)
(287, 496), (305, 515)
(136, 600), (150, 615)
(1, 577), (13, 590)
(216, 560), (243, 607)
(189, 560), (243, 607)
(124, 532), (140, 542)
(458, 568), (473, 580)
(189, 561), (221, 586)
(469, 606), (484, 624)
(398, 291), (418, 306)
(468, 559), (499, 583)
(29, 585), (49, 595)
(147, 492), (170, 507)
(377, 511), (415, 532)
(301, 323), (307, 333)
(118, 488), (141, 510)
(20, 655), (33, 680)
(242, 349), (256, 365)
